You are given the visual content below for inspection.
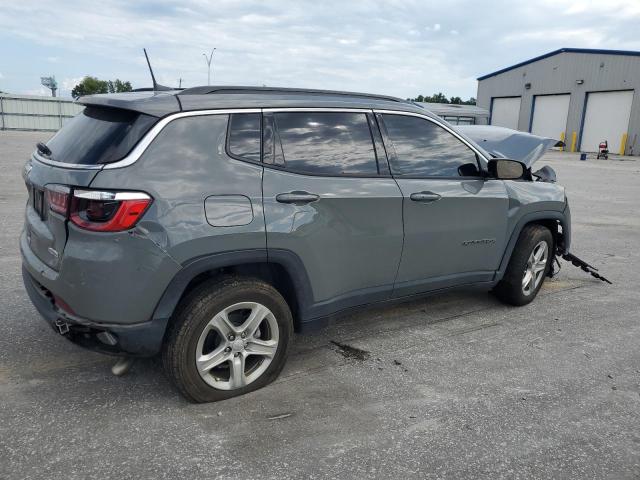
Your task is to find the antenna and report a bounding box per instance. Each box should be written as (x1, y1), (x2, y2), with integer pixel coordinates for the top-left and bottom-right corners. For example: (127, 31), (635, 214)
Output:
(143, 48), (158, 91)
(142, 48), (172, 92)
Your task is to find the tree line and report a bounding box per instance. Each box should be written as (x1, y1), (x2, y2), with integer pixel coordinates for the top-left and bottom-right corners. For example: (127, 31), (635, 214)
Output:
(68, 78), (476, 106)
(408, 92), (476, 105)
(71, 76), (132, 99)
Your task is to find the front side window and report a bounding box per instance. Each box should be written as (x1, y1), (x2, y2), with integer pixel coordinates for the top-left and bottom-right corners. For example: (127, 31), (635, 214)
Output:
(382, 114), (479, 177)
(227, 113), (261, 162)
(273, 112), (378, 175)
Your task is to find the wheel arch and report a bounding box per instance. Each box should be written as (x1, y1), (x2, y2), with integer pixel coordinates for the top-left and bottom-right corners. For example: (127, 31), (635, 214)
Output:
(151, 249), (314, 340)
(495, 210), (570, 282)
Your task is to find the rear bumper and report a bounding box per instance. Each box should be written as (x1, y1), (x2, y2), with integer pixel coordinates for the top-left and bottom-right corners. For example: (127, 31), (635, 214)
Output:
(22, 265), (165, 356)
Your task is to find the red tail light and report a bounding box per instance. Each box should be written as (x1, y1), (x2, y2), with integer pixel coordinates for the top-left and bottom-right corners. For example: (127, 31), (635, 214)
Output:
(45, 184), (70, 216)
(70, 189), (152, 232)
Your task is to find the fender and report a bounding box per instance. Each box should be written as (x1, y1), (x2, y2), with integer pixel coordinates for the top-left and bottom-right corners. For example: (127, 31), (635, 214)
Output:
(495, 207), (571, 281)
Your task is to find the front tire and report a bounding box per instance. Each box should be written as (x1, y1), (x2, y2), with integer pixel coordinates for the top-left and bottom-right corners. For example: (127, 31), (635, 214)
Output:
(163, 276), (293, 403)
(493, 225), (553, 306)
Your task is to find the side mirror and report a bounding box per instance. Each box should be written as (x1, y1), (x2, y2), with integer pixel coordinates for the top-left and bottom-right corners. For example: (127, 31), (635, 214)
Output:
(487, 158), (527, 180)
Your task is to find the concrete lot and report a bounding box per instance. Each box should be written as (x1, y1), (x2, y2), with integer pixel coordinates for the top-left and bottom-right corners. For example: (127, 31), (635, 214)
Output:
(1, 130), (639, 479)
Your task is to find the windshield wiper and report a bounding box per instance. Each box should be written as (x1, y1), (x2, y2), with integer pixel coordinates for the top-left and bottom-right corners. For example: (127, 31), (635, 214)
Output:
(36, 142), (52, 157)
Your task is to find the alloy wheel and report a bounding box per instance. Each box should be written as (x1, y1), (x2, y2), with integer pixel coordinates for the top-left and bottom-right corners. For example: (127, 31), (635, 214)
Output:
(522, 240), (549, 296)
(195, 302), (279, 390)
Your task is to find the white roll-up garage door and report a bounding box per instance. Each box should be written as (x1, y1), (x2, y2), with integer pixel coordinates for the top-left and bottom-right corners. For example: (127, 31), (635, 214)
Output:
(580, 90), (634, 153)
(531, 94), (570, 140)
(491, 97), (521, 130)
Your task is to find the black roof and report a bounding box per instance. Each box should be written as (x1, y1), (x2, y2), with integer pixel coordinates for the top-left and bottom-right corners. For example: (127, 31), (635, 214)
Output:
(477, 47), (640, 81)
(77, 86), (423, 118)
(180, 85), (405, 103)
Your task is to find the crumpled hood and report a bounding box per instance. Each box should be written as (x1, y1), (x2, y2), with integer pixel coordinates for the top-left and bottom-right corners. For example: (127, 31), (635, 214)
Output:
(457, 125), (563, 167)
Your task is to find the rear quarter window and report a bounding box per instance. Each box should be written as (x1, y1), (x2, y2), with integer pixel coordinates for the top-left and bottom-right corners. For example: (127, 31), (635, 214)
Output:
(227, 113), (261, 162)
(44, 106), (156, 165)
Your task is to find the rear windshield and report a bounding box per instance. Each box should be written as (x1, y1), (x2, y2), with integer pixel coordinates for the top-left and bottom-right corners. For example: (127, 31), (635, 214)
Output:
(44, 106), (157, 165)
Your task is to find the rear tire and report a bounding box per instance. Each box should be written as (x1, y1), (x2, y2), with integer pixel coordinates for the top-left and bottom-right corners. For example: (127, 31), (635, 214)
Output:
(162, 276), (293, 403)
(493, 225), (553, 306)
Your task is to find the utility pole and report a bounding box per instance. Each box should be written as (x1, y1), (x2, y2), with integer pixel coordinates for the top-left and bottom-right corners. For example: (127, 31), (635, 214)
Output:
(202, 48), (216, 85)
(178, 78), (182, 88)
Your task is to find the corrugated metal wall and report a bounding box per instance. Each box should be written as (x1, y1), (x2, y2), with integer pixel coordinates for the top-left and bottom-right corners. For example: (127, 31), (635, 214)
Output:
(476, 52), (640, 155)
(0, 94), (84, 131)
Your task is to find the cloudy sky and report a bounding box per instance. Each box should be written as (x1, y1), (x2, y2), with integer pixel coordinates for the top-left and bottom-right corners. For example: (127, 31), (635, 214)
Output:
(1, 0), (639, 99)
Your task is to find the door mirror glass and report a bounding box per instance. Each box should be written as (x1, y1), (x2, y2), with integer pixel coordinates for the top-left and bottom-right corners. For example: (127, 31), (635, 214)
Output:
(488, 158), (526, 180)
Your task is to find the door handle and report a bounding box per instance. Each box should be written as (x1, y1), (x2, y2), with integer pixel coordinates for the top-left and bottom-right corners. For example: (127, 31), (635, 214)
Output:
(409, 191), (441, 203)
(276, 191), (320, 205)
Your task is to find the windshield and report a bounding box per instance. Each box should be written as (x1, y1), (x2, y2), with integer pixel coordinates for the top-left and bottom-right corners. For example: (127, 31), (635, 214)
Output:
(44, 106), (156, 165)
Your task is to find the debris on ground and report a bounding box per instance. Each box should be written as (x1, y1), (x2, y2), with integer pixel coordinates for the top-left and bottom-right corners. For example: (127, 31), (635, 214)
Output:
(330, 340), (370, 361)
(561, 252), (612, 284)
(267, 413), (293, 420)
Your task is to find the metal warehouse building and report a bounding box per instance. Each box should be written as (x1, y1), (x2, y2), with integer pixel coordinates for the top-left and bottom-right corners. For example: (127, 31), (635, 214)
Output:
(476, 48), (640, 156)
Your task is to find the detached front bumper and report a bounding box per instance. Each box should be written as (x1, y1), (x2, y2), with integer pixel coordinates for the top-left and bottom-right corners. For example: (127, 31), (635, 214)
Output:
(22, 265), (165, 357)
(561, 199), (571, 253)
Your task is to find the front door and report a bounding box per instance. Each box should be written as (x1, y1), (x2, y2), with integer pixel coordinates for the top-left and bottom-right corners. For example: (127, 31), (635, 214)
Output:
(262, 110), (404, 318)
(377, 112), (509, 297)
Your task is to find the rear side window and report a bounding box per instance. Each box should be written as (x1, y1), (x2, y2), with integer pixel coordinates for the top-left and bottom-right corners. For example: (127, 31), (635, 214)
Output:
(274, 112), (378, 175)
(138, 115), (226, 169)
(382, 114), (479, 177)
(227, 113), (261, 162)
(45, 107), (156, 165)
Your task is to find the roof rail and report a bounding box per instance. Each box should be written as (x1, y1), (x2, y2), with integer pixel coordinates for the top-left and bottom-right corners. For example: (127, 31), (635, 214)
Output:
(131, 87), (184, 92)
(178, 85), (405, 103)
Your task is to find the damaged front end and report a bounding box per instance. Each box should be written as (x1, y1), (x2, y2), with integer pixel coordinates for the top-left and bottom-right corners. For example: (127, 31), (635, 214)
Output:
(458, 125), (611, 284)
(457, 125), (562, 183)
(532, 165), (557, 183)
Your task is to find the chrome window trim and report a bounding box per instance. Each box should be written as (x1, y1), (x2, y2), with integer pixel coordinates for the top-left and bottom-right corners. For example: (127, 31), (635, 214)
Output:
(32, 108), (261, 171)
(31, 106), (484, 172)
(373, 109), (490, 163)
(104, 108), (262, 170)
(32, 151), (103, 170)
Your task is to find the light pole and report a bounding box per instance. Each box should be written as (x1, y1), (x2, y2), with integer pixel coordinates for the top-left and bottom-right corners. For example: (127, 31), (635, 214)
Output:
(203, 48), (216, 86)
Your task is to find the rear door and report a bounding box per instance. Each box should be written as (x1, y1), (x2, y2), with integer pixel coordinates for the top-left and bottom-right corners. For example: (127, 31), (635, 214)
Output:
(377, 111), (509, 297)
(262, 109), (403, 314)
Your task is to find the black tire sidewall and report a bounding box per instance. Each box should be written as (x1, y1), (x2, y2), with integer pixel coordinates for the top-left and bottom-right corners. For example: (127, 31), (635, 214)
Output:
(495, 225), (554, 306)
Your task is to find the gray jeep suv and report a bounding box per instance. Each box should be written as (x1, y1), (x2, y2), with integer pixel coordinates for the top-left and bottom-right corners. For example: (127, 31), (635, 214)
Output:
(21, 87), (570, 402)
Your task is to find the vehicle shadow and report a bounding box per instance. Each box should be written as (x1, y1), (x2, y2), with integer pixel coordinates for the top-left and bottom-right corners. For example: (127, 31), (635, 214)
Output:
(3, 275), (582, 409)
